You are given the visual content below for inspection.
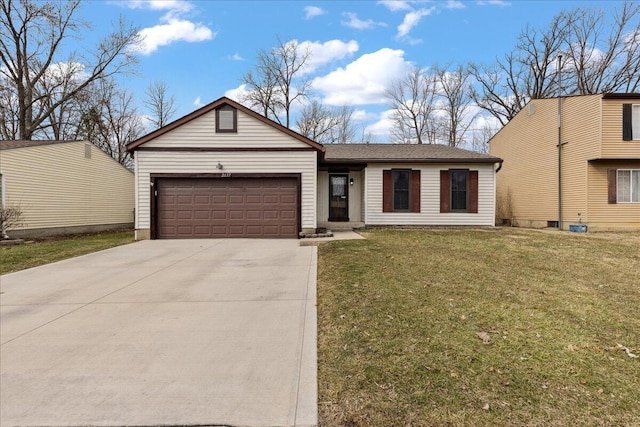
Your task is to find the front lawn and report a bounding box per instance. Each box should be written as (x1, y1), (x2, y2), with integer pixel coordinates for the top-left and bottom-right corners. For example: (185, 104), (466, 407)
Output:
(0, 230), (135, 275)
(318, 229), (640, 426)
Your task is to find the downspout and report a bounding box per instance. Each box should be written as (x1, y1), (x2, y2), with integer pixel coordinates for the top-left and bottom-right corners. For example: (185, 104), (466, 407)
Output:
(557, 54), (563, 231)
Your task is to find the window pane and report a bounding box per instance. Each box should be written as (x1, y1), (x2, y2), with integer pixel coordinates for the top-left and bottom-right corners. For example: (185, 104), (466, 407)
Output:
(331, 176), (346, 196)
(633, 170), (640, 203)
(618, 170), (631, 203)
(451, 170), (468, 210)
(394, 191), (409, 210)
(393, 170), (410, 210)
(633, 105), (640, 140)
(218, 109), (234, 129)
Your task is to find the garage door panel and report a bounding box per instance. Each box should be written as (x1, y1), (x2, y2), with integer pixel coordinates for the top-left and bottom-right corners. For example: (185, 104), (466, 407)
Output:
(157, 177), (298, 238)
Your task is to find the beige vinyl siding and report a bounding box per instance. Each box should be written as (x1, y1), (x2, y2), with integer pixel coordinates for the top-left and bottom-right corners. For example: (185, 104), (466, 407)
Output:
(587, 160), (640, 230)
(135, 150), (317, 231)
(364, 163), (496, 226)
(142, 109), (312, 149)
(490, 98), (561, 225)
(559, 95), (602, 225)
(0, 142), (134, 232)
(602, 99), (640, 158)
(490, 95), (605, 229)
(317, 171), (328, 222)
(349, 170), (363, 222)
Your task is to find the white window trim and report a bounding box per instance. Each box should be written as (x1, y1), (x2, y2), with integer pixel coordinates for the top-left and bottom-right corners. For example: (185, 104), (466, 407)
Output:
(617, 169), (640, 203)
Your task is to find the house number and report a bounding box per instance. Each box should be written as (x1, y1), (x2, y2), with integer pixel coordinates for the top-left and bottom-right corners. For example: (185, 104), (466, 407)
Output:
(221, 172), (232, 178)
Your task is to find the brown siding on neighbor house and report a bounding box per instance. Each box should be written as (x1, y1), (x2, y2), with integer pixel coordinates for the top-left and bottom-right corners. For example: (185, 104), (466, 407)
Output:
(602, 98), (640, 158)
(588, 160), (640, 229)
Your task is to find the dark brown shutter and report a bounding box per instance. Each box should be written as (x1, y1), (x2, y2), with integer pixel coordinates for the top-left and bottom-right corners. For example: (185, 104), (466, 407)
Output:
(468, 171), (479, 213)
(622, 104), (632, 141)
(440, 170), (450, 213)
(383, 170), (393, 212)
(608, 169), (617, 204)
(410, 170), (421, 213)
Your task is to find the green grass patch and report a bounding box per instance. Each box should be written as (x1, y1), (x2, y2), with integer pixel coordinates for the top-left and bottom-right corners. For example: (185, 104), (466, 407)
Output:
(0, 231), (135, 275)
(318, 229), (640, 426)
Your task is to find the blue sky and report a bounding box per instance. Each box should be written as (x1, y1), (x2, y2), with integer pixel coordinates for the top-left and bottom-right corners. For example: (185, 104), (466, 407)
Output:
(77, 0), (622, 143)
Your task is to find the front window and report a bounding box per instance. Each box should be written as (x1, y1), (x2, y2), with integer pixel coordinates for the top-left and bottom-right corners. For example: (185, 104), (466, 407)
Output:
(617, 169), (640, 203)
(451, 170), (468, 211)
(393, 170), (410, 211)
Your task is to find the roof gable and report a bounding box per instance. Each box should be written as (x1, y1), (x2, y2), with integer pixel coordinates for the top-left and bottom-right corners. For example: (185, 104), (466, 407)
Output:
(126, 97), (324, 152)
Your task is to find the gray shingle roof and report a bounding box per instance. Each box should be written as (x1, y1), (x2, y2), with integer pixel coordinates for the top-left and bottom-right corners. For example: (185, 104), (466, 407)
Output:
(322, 143), (502, 163)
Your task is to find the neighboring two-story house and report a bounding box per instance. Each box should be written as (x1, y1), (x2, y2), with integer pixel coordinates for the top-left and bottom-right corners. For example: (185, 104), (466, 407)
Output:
(490, 93), (640, 231)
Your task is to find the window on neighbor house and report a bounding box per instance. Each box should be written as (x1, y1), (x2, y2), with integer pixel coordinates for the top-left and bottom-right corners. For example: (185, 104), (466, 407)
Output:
(216, 105), (237, 133)
(382, 169), (421, 213)
(622, 104), (640, 141)
(617, 169), (640, 203)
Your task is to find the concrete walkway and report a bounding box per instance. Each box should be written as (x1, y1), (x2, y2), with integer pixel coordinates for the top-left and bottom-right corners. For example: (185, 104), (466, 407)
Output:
(0, 239), (317, 427)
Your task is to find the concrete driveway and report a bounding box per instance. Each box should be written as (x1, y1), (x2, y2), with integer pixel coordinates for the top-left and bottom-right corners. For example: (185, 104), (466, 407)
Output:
(0, 239), (317, 427)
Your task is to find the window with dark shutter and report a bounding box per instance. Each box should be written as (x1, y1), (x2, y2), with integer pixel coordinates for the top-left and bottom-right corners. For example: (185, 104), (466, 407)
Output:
(382, 169), (421, 213)
(440, 169), (479, 213)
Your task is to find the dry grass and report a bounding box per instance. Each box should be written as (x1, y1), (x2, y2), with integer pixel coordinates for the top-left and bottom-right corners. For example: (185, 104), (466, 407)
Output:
(0, 231), (135, 275)
(317, 228), (640, 426)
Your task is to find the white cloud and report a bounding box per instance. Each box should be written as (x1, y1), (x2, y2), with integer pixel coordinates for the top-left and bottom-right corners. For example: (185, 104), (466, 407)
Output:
(312, 48), (412, 105)
(476, 0), (512, 6)
(123, 0), (193, 13)
(341, 12), (387, 30)
(224, 85), (248, 103)
(193, 96), (204, 107)
(229, 53), (244, 61)
(299, 39), (359, 74)
(378, 0), (413, 12)
(134, 18), (215, 55)
(397, 7), (435, 39)
(304, 6), (326, 19)
(445, 0), (466, 9)
(365, 109), (396, 139)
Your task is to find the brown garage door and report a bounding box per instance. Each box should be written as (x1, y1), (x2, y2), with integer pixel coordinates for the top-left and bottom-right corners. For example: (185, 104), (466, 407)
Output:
(156, 177), (298, 238)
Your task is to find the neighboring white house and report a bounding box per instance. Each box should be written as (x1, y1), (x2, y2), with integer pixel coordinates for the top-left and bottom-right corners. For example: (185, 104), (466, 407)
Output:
(126, 97), (503, 240)
(0, 140), (134, 238)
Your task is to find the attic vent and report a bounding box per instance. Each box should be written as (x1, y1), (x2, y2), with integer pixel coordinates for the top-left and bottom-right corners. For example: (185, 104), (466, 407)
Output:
(528, 103), (535, 116)
(84, 144), (91, 159)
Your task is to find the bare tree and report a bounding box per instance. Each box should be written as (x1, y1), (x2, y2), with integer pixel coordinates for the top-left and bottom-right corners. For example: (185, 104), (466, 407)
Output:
(564, 2), (640, 94)
(143, 80), (176, 129)
(469, 2), (640, 123)
(0, 0), (140, 140)
(435, 64), (477, 147)
(242, 37), (312, 127)
(296, 100), (356, 143)
(386, 66), (439, 144)
(77, 78), (143, 168)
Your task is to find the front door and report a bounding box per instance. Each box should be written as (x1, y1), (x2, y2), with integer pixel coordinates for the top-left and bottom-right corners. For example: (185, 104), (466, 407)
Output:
(329, 174), (349, 221)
